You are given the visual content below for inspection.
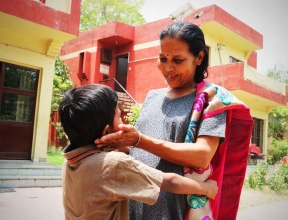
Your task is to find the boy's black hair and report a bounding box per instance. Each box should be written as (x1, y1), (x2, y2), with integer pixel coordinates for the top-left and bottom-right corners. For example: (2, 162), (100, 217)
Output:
(59, 84), (118, 148)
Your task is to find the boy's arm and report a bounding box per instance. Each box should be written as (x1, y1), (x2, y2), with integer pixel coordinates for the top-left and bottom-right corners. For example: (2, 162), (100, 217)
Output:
(161, 173), (218, 199)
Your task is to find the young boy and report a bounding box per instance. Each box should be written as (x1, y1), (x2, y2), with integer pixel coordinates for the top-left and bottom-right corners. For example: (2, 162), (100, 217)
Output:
(59, 84), (217, 220)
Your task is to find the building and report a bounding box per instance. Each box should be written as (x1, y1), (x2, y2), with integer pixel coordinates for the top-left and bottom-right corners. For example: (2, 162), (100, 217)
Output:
(0, 0), (81, 161)
(59, 4), (288, 156)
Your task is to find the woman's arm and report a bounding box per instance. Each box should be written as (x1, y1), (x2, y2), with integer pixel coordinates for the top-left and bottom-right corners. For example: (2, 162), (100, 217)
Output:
(95, 124), (219, 168)
(138, 133), (219, 169)
(161, 173), (218, 199)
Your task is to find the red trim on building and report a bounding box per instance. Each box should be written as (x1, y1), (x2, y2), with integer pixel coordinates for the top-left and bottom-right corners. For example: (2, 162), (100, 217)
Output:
(59, 5), (284, 106)
(0, 0), (80, 35)
(189, 5), (263, 49)
(247, 52), (257, 69)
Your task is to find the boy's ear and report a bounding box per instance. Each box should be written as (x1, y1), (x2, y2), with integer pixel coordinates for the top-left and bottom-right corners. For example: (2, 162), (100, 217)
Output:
(102, 125), (110, 136)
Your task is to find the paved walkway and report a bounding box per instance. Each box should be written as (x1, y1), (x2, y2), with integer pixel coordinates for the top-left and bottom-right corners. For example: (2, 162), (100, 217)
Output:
(237, 200), (288, 220)
(0, 187), (63, 220)
(0, 187), (288, 220)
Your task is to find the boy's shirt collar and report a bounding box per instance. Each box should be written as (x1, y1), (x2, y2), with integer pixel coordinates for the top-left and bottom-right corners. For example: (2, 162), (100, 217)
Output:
(62, 144), (101, 165)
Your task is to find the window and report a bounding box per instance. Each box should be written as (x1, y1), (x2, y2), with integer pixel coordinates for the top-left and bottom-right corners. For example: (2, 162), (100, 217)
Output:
(229, 56), (241, 63)
(0, 62), (39, 122)
(100, 48), (112, 65)
(251, 117), (264, 150)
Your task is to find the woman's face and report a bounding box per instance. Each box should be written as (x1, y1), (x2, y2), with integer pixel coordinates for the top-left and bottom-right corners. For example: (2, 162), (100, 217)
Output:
(157, 37), (201, 89)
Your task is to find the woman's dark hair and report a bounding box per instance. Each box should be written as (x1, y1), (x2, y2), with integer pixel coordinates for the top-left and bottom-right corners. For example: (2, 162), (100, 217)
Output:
(59, 84), (118, 148)
(159, 22), (209, 83)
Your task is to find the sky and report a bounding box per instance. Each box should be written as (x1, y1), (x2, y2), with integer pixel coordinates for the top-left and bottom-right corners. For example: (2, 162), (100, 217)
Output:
(140, 0), (288, 74)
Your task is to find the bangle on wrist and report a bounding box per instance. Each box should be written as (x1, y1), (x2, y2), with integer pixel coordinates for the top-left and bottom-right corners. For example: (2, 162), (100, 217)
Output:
(132, 131), (141, 148)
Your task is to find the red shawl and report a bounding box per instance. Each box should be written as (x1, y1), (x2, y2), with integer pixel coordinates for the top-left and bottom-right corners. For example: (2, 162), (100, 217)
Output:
(195, 82), (253, 220)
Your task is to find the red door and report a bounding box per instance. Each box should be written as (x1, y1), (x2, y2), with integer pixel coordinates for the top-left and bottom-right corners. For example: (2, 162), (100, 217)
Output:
(0, 62), (39, 159)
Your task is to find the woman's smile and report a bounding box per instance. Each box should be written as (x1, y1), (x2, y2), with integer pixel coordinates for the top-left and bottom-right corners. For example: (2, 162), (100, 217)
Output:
(166, 74), (179, 81)
(157, 37), (199, 89)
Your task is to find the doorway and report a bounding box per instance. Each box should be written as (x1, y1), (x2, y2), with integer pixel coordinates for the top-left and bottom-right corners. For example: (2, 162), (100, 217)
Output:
(115, 55), (128, 92)
(0, 62), (39, 159)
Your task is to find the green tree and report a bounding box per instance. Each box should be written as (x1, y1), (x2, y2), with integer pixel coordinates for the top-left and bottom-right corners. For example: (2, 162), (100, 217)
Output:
(267, 139), (288, 164)
(50, 57), (74, 143)
(51, 57), (74, 113)
(268, 106), (288, 140)
(80, 0), (146, 32)
(266, 62), (288, 84)
(266, 62), (288, 140)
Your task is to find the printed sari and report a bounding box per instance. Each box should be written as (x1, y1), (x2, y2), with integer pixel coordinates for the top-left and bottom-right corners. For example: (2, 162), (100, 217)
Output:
(184, 82), (253, 220)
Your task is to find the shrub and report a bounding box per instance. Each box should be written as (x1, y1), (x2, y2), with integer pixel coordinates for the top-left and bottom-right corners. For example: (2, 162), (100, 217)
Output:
(267, 164), (288, 194)
(246, 162), (269, 190)
(267, 139), (288, 165)
(47, 145), (64, 166)
(246, 161), (288, 194)
(47, 145), (62, 154)
(124, 104), (141, 125)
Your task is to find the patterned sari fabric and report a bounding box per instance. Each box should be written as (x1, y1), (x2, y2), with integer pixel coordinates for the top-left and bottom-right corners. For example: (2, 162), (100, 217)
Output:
(184, 90), (213, 220)
(184, 82), (253, 220)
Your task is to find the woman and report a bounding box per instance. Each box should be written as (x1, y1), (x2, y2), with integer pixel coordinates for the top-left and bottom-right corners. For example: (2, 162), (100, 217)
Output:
(95, 22), (253, 220)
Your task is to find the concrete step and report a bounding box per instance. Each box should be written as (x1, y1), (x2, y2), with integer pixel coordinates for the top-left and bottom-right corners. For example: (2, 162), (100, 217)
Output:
(0, 166), (62, 176)
(0, 176), (62, 188)
(0, 160), (62, 188)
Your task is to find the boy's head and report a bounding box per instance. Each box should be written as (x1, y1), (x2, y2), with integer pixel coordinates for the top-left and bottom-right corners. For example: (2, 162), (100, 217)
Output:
(59, 84), (122, 148)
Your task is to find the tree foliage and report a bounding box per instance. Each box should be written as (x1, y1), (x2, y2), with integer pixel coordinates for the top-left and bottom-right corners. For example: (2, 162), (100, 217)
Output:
(266, 62), (288, 84)
(51, 57), (74, 114)
(124, 104), (141, 125)
(266, 62), (288, 140)
(267, 139), (288, 165)
(80, 0), (146, 32)
(50, 57), (74, 144)
(268, 106), (288, 140)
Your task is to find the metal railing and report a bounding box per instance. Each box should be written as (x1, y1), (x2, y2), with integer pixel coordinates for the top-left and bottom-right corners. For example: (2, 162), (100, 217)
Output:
(99, 78), (139, 107)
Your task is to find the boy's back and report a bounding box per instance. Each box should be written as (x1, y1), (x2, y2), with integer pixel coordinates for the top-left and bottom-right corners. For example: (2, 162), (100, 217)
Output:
(62, 144), (163, 220)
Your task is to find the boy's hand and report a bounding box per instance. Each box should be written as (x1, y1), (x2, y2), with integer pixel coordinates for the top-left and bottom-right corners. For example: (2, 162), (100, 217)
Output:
(205, 179), (218, 199)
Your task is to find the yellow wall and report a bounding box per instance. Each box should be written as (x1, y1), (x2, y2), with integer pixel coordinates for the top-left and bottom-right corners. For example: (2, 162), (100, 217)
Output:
(205, 33), (248, 67)
(0, 43), (54, 162)
(244, 66), (286, 95)
(204, 33), (277, 155)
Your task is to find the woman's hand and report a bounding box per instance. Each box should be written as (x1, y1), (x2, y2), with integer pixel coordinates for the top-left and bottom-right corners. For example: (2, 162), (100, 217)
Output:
(95, 124), (140, 149)
(205, 179), (218, 199)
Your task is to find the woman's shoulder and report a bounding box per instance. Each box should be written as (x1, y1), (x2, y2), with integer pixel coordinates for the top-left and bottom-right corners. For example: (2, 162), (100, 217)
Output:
(145, 88), (168, 100)
(147, 88), (167, 95)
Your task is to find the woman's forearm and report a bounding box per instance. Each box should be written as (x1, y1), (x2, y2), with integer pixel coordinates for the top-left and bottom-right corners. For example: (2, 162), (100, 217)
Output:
(94, 124), (219, 168)
(136, 134), (218, 168)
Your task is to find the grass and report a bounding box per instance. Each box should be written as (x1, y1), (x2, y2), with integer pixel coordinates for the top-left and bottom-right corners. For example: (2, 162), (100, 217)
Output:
(46, 146), (64, 166)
